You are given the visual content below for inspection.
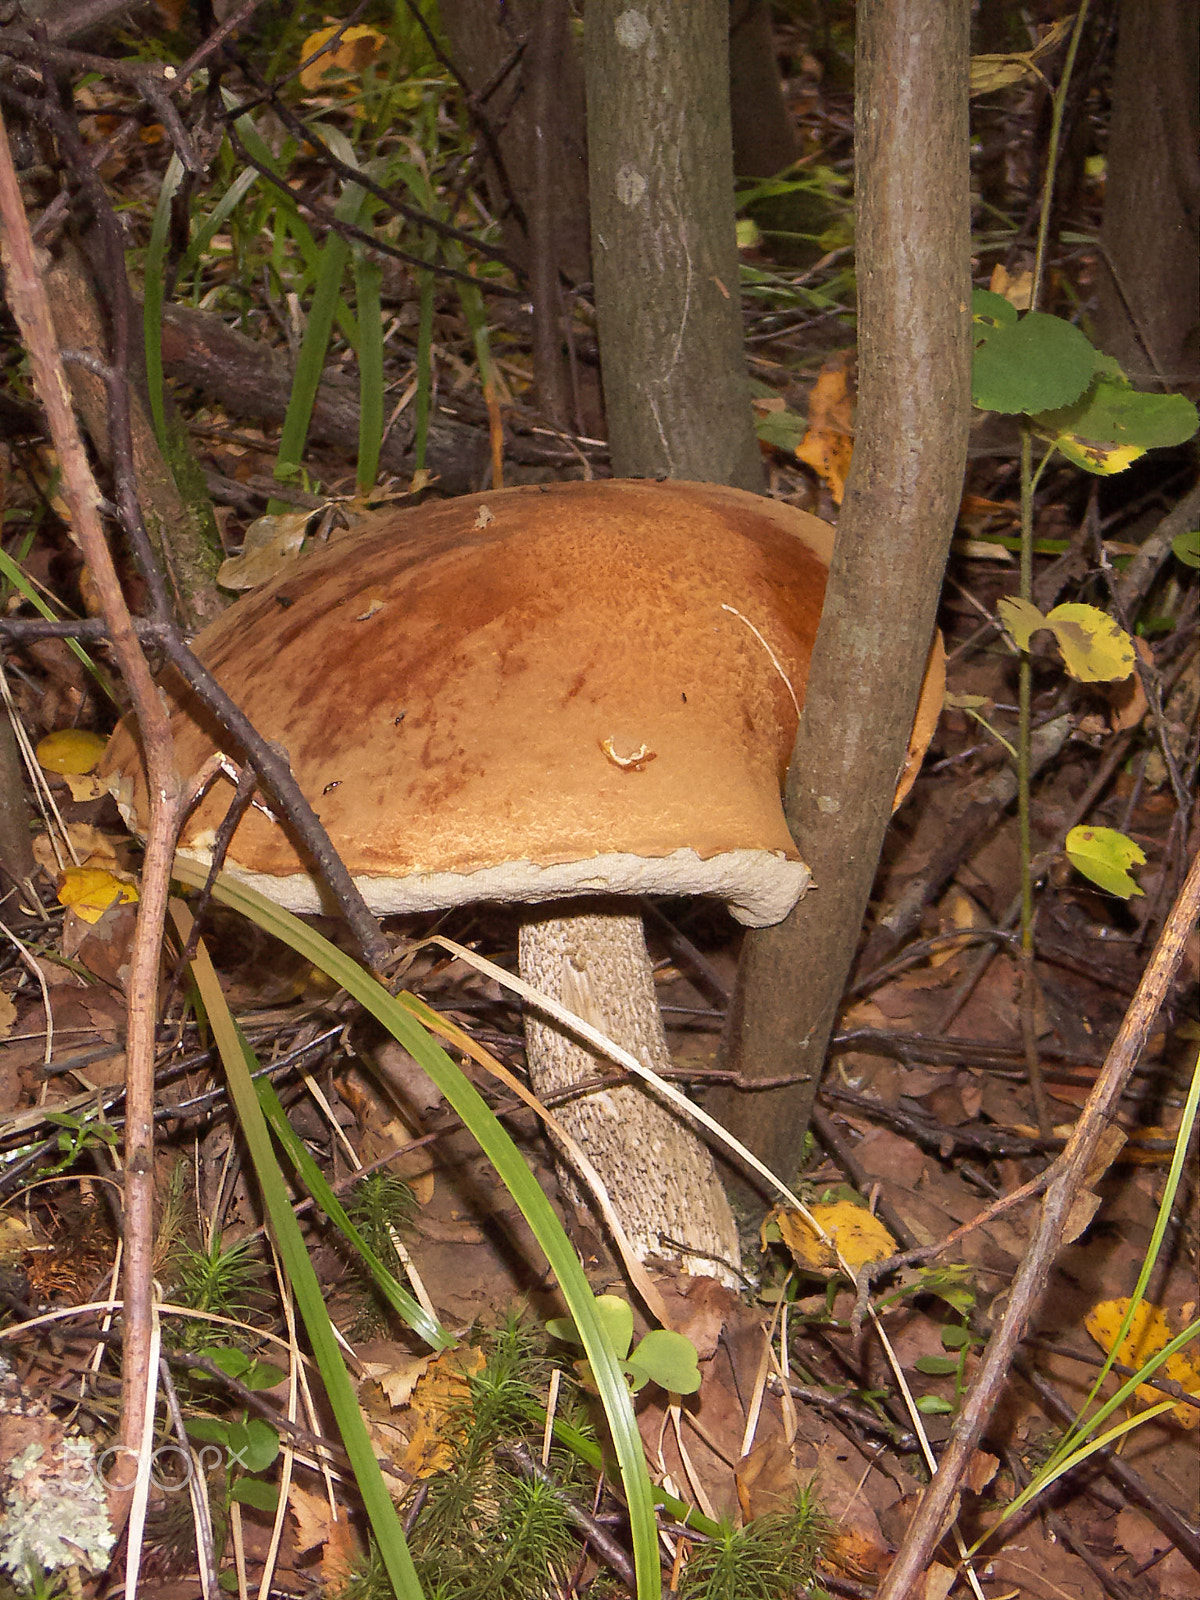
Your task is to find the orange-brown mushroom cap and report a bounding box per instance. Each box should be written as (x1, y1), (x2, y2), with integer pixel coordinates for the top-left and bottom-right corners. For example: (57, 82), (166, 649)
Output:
(102, 480), (934, 927)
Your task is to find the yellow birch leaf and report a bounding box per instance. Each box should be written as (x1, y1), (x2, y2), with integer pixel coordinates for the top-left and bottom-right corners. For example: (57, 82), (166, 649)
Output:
(1045, 602), (1135, 682)
(771, 1201), (897, 1275)
(397, 1346), (486, 1479)
(996, 594), (1046, 651)
(1066, 826), (1146, 899)
(36, 729), (109, 775)
(1085, 1298), (1200, 1427)
(795, 353), (855, 504)
(57, 866), (139, 923)
(299, 25), (387, 93)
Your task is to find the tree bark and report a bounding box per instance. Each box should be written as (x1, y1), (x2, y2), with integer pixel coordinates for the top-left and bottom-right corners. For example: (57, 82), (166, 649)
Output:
(729, 0), (800, 179)
(585, 0), (763, 488)
(1094, 0), (1200, 389)
(710, 0), (972, 1191)
(437, 0), (591, 287)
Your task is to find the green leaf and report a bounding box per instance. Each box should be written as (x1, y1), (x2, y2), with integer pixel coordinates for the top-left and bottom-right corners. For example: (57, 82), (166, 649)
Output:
(230, 1477), (280, 1513)
(1065, 826), (1146, 899)
(914, 1354), (960, 1376)
(227, 1417), (280, 1475)
(970, 288), (1018, 329)
(1044, 603), (1135, 682)
(199, 1347), (251, 1382)
(972, 310), (1098, 415)
(186, 1418), (230, 1448)
(244, 1359), (289, 1391)
(626, 1330), (702, 1396)
(940, 1324), (974, 1352)
(916, 1394), (956, 1415)
(549, 1295), (635, 1361)
(1171, 529), (1200, 569)
(1034, 364), (1199, 474)
(754, 407), (808, 452)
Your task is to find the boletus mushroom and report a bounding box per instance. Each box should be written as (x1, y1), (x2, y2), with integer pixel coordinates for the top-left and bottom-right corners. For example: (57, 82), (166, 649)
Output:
(103, 480), (943, 1285)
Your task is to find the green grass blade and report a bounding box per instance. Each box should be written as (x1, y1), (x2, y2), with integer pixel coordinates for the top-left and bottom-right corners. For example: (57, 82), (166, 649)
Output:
(170, 859), (661, 1599)
(270, 132), (373, 511)
(253, 1072), (452, 1350)
(1049, 1045), (1200, 1469)
(0, 547), (116, 702)
(143, 150), (187, 457)
(353, 247), (384, 493)
(412, 268), (435, 475)
(180, 162), (261, 283)
(178, 914), (427, 1600)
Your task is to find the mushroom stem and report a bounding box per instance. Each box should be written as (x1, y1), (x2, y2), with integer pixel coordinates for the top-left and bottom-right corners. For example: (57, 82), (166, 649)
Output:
(518, 901), (742, 1286)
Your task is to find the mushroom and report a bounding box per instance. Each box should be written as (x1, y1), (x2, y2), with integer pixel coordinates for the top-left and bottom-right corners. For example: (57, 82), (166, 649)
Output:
(103, 480), (941, 1285)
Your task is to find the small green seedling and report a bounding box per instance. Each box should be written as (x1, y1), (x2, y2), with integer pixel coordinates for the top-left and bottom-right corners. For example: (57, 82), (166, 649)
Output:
(913, 1320), (985, 1415)
(37, 1110), (119, 1178)
(547, 1295), (702, 1397)
(186, 1348), (286, 1516)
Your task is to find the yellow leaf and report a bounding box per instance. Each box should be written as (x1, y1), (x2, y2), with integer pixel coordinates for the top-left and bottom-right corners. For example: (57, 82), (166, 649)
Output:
(770, 1201), (897, 1275)
(970, 16), (1074, 97)
(795, 352), (855, 505)
(1066, 825), (1146, 899)
(298, 25), (386, 93)
(57, 866), (139, 924)
(36, 729), (109, 775)
(397, 1347), (486, 1479)
(1085, 1298), (1200, 1427)
(1051, 435), (1146, 475)
(996, 594), (1046, 651)
(1046, 603), (1135, 682)
(987, 263), (1033, 312)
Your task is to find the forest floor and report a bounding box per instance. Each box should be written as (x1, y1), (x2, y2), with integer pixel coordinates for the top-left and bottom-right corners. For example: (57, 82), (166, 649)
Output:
(0, 12), (1197, 1600)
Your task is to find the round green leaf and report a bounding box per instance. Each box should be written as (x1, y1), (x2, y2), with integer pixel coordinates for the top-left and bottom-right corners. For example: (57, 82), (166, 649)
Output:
(230, 1476), (280, 1513)
(625, 1330), (702, 1396)
(227, 1416), (280, 1475)
(1065, 826), (1146, 899)
(940, 1325), (974, 1352)
(1171, 529), (1200, 569)
(243, 1358), (289, 1391)
(973, 311), (1098, 415)
(971, 288), (1018, 329)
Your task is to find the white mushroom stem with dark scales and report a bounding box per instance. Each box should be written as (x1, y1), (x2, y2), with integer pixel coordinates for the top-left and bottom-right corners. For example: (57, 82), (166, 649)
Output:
(519, 902), (740, 1282)
(102, 480), (944, 1286)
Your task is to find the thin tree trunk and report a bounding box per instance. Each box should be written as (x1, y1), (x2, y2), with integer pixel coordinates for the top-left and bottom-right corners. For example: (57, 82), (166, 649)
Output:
(585, 0), (763, 488)
(711, 0), (973, 1190)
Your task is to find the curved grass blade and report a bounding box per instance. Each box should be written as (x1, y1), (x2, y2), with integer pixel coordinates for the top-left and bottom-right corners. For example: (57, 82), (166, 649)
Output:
(172, 902), (427, 1600)
(170, 859), (662, 1600)
(254, 1072), (452, 1351)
